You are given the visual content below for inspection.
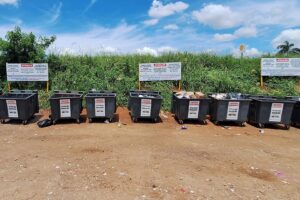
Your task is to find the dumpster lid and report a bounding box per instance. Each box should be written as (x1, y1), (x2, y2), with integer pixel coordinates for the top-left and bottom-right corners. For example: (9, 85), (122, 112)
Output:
(129, 90), (161, 95)
(285, 96), (300, 102)
(88, 90), (116, 94)
(0, 93), (35, 100)
(54, 90), (84, 94)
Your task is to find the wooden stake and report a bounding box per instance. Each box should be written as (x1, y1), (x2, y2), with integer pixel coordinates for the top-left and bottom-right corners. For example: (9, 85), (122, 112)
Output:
(8, 82), (11, 92)
(260, 76), (264, 88)
(178, 80), (182, 91)
(46, 81), (49, 93)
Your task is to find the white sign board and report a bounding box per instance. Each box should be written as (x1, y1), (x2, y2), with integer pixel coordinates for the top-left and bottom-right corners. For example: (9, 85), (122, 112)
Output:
(139, 62), (181, 81)
(188, 101), (200, 119)
(6, 63), (49, 81)
(226, 102), (240, 120)
(60, 99), (71, 118)
(6, 100), (18, 118)
(269, 103), (283, 122)
(95, 98), (105, 117)
(261, 58), (300, 76)
(140, 99), (152, 117)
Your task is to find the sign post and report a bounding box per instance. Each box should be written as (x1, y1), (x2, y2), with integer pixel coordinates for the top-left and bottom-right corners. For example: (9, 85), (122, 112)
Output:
(138, 62), (182, 90)
(261, 58), (300, 87)
(6, 63), (49, 92)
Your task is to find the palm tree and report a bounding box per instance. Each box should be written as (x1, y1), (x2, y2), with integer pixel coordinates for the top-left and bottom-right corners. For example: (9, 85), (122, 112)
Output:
(277, 41), (300, 55)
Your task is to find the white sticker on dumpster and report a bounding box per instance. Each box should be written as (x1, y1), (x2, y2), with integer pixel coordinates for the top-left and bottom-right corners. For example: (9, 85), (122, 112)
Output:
(6, 100), (18, 118)
(226, 102), (240, 120)
(269, 103), (283, 122)
(141, 99), (152, 117)
(60, 99), (71, 118)
(188, 101), (200, 119)
(95, 98), (105, 117)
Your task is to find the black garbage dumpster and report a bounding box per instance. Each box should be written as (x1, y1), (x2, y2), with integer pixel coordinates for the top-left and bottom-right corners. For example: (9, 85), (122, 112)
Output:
(10, 90), (39, 113)
(171, 92), (210, 124)
(0, 93), (36, 124)
(248, 97), (295, 129)
(49, 91), (83, 124)
(209, 93), (251, 126)
(285, 96), (300, 126)
(128, 90), (162, 122)
(85, 91), (117, 123)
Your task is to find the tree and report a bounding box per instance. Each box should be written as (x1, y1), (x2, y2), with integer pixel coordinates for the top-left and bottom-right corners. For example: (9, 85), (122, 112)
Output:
(277, 41), (300, 55)
(0, 26), (56, 77)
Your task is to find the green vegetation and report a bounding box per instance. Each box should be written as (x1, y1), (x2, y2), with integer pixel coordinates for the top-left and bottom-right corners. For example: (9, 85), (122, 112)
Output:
(277, 41), (300, 55)
(0, 27), (299, 110)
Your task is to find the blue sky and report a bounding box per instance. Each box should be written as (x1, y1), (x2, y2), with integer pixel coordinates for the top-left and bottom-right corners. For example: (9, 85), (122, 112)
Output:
(1, 0), (300, 56)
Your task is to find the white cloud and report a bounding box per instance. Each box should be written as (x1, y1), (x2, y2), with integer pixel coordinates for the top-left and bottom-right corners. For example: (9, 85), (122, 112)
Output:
(214, 33), (236, 42)
(149, 0), (189, 19)
(0, 0), (18, 6)
(136, 46), (177, 56)
(158, 46), (177, 53)
(84, 0), (97, 13)
(232, 47), (262, 58)
(214, 26), (257, 42)
(0, 23), (235, 55)
(164, 24), (179, 30)
(272, 29), (300, 48)
(193, 1), (300, 30)
(143, 19), (159, 26)
(193, 4), (241, 29)
(136, 47), (158, 56)
(234, 26), (257, 38)
(49, 2), (63, 24)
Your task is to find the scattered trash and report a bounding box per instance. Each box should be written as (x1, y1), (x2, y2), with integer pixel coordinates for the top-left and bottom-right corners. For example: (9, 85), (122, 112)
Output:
(259, 129), (264, 134)
(119, 172), (126, 176)
(179, 188), (186, 193)
(37, 119), (52, 128)
(190, 190), (195, 194)
(55, 166), (60, 169)
(222, 126), (231, 130)
(103, 172), (107, 176)
(181, 125), (188, 130)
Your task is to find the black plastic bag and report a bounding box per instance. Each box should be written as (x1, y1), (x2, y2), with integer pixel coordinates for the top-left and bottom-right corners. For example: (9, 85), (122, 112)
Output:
(37, 119), (52, 128)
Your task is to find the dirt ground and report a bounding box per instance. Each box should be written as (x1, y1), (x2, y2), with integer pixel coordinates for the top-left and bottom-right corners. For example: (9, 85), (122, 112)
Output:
(0, 107), (300, 200)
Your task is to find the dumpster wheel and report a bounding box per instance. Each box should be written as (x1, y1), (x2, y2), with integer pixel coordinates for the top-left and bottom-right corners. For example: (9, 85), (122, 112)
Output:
(202, 120), (208, 125)
(285, 124), (290, 130)
(88, 118), (92, 123)
(132, 117), (138, 122)
(153, 117), (158, 123)
(214, 121), (219, 125)
(76, 119), (81, 124)
(22, 120), (28, 125)
(258, 123), (264, 129)
(178, 120), (184, 125)
(240, 122), (246, 127)
(0, 119), (4, 124)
